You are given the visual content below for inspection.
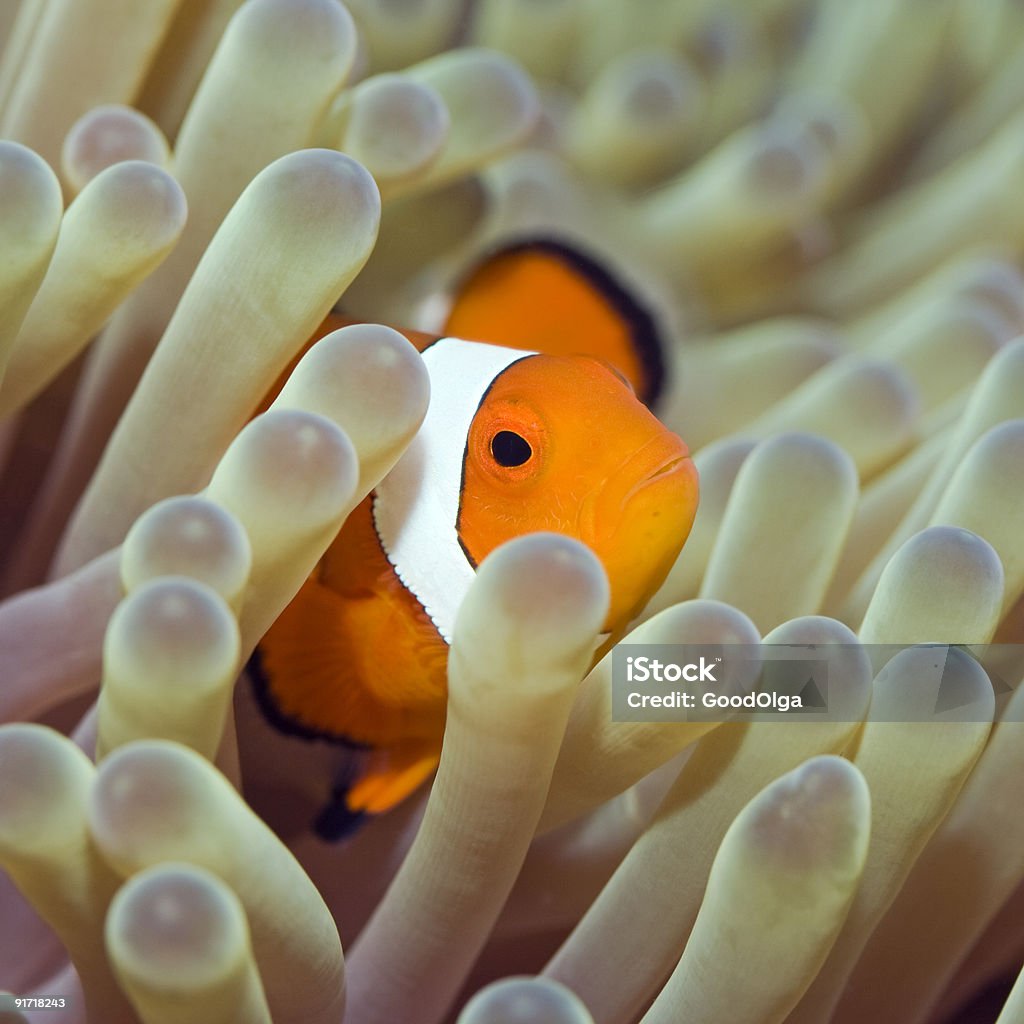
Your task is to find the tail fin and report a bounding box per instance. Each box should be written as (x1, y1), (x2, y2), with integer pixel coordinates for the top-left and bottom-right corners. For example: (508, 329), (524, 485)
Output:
(313, 745), (440, 841)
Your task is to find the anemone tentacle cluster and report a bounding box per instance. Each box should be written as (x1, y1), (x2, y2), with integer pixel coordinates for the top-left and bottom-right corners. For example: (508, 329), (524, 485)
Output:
(1, 2), (1024, 1023)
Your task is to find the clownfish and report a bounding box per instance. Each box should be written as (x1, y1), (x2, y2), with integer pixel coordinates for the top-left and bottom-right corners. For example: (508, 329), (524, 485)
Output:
(249, 239), (698, 839)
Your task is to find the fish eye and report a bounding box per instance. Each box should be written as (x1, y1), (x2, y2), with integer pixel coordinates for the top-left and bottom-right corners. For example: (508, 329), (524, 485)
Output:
(490, 430), (532, 468)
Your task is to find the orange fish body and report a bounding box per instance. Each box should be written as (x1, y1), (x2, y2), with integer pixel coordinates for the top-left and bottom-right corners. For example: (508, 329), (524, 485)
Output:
(251, 240), (698, 837)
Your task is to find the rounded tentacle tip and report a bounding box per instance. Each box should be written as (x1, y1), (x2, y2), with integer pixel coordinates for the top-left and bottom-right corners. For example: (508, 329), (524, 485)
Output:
(252, 148), (381, 240)
(72, 160), (188, 257)
(344, 75), (450, 180)
(872, 644), (996, 725)
(0, 724), (90, 851)
(104, 576), (241, 695)
(88, 741), (219, 872)
(757, 430), (860, 490)
(623, 52), (700, 122)
(413, 47), (542, 158)
(0, 141), (63, 248)
(209, 409), (360, 533)
(61, 105), (171, 192)
(121, 496), (253, 604)
(457, 976), (594, 1024)
(279, 322), (431, 467)
(106, 863), (249, 989)
(905, 525), (1005, 577)
(231, 0), (358, 66)
(862, 525), (1005, 645)
(455, 533), (611, 677)
(457, 48), (542, 130)
(743, 117), (831, 202)
(742, 755), (871, 879)
(773, 89), (870, 170)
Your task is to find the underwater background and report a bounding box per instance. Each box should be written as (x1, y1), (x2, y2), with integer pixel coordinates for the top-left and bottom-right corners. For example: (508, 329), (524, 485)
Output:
(1, 0), (1024, 1022)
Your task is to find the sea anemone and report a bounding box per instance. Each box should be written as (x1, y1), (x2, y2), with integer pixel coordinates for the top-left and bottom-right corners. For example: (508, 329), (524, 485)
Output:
(1, 1), (1023, 1023)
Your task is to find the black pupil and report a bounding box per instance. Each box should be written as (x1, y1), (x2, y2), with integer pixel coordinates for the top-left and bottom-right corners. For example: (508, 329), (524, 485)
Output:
(491, 430), (532, 468)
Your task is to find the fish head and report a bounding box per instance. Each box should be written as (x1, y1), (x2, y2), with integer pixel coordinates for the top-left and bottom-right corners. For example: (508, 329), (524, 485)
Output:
(457, 353), (698, 633)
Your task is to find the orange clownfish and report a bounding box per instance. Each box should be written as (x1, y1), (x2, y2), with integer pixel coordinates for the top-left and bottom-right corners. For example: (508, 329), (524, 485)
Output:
(249, 239), (698, 839)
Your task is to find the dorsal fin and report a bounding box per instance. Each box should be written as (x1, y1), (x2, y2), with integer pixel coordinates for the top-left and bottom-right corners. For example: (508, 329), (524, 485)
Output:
(444, 237), (666, 407)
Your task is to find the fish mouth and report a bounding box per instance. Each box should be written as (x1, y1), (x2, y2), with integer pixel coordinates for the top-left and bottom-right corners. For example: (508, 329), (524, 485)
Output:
(627, 454), (692, 499)
(589, 438), (700, 532)
(576, 440), (694, 545)
(621, 432), (691, 481)
(580, 435), (698, 633)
